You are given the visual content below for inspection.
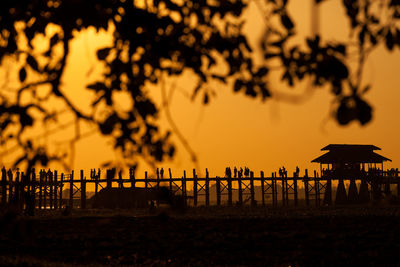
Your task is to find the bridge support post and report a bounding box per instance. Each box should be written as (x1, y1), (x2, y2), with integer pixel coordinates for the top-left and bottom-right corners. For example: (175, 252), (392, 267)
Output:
(304, 169), (309, 207)
(205, 169), (210, 207)
(193, 169), (197, 207)
(69, 170), (74, 209)
(216, 176), (221, 206)
(335, 178), (348, 205)
(80, 170), (86, 209)
(260, 171), (265, 206)
(250, 171), (255, 206)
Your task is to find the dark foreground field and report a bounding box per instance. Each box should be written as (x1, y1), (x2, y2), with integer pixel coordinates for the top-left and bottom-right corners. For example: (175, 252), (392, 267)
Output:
(1, 206), (400, 266)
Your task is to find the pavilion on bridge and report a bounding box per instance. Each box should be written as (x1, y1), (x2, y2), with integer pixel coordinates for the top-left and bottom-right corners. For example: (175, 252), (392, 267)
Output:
(311, 144), (391, 173)
(311, 144), (392, 204)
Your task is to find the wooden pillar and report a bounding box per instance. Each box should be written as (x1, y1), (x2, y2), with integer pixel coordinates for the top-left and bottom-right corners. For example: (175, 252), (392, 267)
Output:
(156, 168), (161, 189)
(193, 169), (197, 207)
(49, 171), (53, 209)
(144, 171), (148, 189)
(118, 171), (123, 189)
(271, 172), (276, 207)
(18, 171), (24, 211)
(1, 167), (7, 204)
(281, 172), (285, 206)
(293, 172), (298, 206)
(304, 169), (309, 207)
(54, 171), (58, 210)
(227, 171), (232, 206)
(238, 172), (243, 205)
(23, 170), (29, 197)
(348, 178), (359, 204)
(130, 169), (135, 189)
(39, 170), (43, 210)
(106, 169), (112, 189)
(44, 170), (49, 209)
(60, 173), (64, 209)
(323, 176), (332, 206)
(216, 176), (221, 206)
(24, 170), (30, 198)
(69, 170), (74, 209)
(250, 171), (255, 206)
(95, 179), (99, 195)
(31, 169), (36, 209)
(205, 169), (210, 207)
(359, 179), (370, 203)
(182, 170), (187, 207)
(7, 169), (13, 204)
(80, 170), (86, 209)
(14, 170), (20, 207)
(169, 168), (173, 192)
(335, 178), (348, 205)
(314, 171), (319, 207)
(260, 171), (265, 206)
(285, 172), (289, 205)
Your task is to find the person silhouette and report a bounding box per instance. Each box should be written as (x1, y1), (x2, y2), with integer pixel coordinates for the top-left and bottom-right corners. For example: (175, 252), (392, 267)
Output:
(1, 166), (6, 180)
(281, 166), (286, 177)
(160, 168), (164, 179)
(7, 168), (13, 180)
(244, 167), (249, 177)
(225, 167), (231, 178)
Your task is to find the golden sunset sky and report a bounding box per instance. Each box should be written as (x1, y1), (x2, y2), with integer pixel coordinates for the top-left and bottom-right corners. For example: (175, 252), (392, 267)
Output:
(2, 0), (400, 178)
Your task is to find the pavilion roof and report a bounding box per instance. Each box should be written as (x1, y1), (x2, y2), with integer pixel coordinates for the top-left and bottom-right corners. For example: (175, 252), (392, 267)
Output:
(321, 144), (381, 151)
(312, 144), (391, 164)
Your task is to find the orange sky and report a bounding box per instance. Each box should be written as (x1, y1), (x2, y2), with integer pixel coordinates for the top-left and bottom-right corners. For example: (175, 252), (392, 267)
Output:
(2, 0), (400, 178)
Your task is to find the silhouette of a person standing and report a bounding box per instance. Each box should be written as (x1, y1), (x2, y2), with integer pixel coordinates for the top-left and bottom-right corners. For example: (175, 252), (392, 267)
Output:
(244, 167), (249, 177)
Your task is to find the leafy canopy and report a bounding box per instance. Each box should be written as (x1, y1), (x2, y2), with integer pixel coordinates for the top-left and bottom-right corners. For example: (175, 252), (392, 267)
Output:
(0, 0), (399, 171)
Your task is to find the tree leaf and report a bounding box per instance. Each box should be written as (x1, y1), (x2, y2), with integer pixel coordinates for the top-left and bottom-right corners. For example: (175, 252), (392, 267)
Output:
(234, 79), (244, 92)
(281, 14), (294, 30)
(50, 33), (59, 47)
(386, 29), (394, 50)
(99, 113), (119, 135)
(356, 97), (372, 125)
(203, 93), (209, 104)
(97, 47), (111, 60)
(255, 66), (269, 77)
(27, 55), (40, 72)
(86, 82), (107, 91)
(19, 67), (27, 83)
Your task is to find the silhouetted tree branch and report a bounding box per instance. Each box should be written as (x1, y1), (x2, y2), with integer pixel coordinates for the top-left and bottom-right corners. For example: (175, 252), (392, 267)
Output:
(0, 0), (399, 171)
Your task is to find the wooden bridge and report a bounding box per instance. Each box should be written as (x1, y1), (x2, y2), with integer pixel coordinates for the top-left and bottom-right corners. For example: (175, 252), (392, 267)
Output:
(1, 166), (400, 211)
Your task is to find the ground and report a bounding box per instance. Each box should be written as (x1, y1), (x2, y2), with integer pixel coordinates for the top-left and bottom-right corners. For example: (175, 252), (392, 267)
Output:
(0, 206), (400, 266)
